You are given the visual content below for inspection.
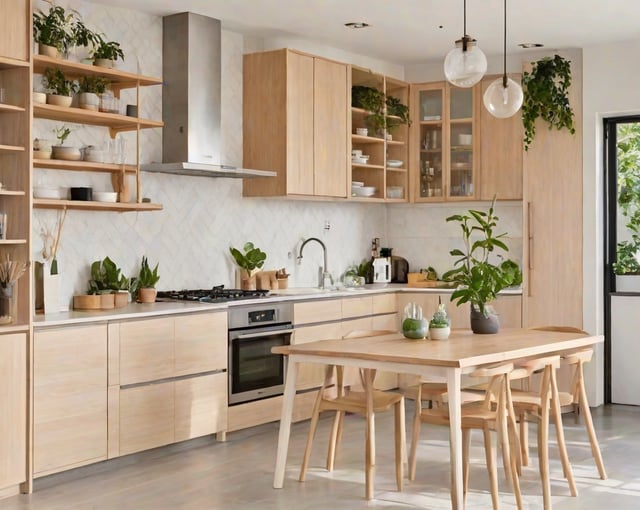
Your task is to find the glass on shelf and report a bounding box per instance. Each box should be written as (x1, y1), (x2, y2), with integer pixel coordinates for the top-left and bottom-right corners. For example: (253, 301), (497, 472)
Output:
(420, 89), (442, 122)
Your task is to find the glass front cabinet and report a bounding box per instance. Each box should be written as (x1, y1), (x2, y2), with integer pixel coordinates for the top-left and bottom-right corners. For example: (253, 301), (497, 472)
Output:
(410, 82), (479, 202)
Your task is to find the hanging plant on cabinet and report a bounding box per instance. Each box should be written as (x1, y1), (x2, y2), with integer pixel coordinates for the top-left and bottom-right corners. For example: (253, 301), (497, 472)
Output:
(521, 54), (575, 150)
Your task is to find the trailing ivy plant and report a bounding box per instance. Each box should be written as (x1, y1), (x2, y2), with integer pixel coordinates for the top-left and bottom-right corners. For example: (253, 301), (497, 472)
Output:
(521, 54), (575, 151)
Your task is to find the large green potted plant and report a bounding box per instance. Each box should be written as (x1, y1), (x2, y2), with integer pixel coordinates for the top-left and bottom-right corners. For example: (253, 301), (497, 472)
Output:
(521, 54), (575, 151)
(91, 36), (125, 68)
(88, 256), (130, 308)
(42, 67), (78, 107)
(230, 242), (266, 290)
(441, 200), (522, 334)
(32, 4), (76, 58)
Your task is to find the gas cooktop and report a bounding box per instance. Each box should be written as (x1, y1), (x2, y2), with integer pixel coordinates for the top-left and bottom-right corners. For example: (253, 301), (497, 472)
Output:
(155, 285), (269, 303)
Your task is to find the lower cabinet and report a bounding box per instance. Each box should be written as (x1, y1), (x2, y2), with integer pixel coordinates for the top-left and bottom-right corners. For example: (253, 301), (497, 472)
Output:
(33, 325), (108, 477)
(0, 333), (27, 492)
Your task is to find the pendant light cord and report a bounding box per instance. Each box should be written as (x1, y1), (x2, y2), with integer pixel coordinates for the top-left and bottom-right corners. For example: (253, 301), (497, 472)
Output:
(502, 0), (508, 87)
(462, 0), (468, 51)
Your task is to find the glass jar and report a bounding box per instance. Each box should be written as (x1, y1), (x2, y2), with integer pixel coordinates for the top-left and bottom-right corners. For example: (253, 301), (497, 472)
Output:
(0, 283), (17, 324)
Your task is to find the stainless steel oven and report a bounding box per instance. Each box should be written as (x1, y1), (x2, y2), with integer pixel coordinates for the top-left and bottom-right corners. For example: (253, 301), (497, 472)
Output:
(228, 302), (293, 405)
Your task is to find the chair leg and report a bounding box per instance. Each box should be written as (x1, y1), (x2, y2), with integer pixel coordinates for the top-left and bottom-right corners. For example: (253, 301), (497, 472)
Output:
(409, 386), (423, 481)
(326, 410), (343, 472)
(299, 391), (324, 482)
(550, 369), (578, 497)
(539, 370), (552, 510)
(394, 399), (405, 491)
(519, 411), (529, 468)
(462, 428), (471, 500)
(483, 426), (499, 510)
(576, 367), (608, 480)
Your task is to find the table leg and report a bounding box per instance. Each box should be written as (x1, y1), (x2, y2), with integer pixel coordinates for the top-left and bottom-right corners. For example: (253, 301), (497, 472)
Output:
(273, 357), (298, 489)
(447, 368), (463, 510)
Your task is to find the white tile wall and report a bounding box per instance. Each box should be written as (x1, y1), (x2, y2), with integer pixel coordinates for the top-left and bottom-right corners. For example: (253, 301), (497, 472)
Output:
(31, 1), (523, 310)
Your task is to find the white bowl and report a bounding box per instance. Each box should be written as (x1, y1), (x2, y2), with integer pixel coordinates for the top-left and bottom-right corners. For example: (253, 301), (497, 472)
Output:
(352, 155), (370, 164)
(356, 128), (368, 136)
(352, 186), (376, 197)
(387, 159), (403, 168)
(93, 191), (118, 203)
(386, 186), (404, 199)
(33, 187), (63, 199)
(351, 181), (364, 187)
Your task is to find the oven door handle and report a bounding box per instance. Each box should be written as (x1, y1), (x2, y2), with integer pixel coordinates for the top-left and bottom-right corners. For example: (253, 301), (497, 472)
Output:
(234, 329), (292, 340)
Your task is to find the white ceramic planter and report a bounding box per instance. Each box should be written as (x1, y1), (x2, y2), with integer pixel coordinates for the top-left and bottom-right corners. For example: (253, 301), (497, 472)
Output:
(52, 145), (81, 161)
(94, 58), (114, 69)
(615, 275), (640, 292)
(429, 326), (450, 340)
(79, 92), (99, 111)
(33, 91), (46, 104)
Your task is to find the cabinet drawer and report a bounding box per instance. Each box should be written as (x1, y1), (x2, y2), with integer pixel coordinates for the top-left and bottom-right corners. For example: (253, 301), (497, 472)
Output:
(175, 372), (227, 441)
(119, 317), (174, 385)
(342, 296), (373, 319)
(293, 322), (342, 390)
(119, 381), (174, 455)
(34, 326), (107, 476)
(294, 299), (342, 325)
(175, 312), (227, 376)
(373, 293), (396, 314)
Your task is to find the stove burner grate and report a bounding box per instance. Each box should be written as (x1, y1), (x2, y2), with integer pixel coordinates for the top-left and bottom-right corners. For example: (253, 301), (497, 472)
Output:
(156, 285), (269, 303)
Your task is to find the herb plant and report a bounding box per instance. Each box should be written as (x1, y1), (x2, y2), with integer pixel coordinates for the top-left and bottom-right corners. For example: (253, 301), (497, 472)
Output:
(53, 125), (72, 145)
(78, 75), (109, 94)
(42, 67), (79, 96)
(229, 242), (266, 272)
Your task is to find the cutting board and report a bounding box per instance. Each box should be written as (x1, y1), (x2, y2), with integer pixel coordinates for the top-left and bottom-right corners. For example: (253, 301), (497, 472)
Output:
(407, 272), (455, 288)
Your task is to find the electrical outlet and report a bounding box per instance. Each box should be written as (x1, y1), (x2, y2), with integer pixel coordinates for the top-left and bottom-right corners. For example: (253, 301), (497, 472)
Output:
(324, 220), (331, 230)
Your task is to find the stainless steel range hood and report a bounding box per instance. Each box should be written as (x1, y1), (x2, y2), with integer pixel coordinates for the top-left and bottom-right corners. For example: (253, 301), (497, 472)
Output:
(142, 12), (275, 179)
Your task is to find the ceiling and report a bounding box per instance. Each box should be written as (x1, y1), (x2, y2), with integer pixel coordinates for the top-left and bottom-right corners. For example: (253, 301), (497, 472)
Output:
(89, 0), (638, 65)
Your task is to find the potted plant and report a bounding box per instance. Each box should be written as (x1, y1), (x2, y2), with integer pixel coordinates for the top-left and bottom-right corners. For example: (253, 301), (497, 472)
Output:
(136, 256), (160, 303)
(521, 54), (575, 151)
(441, 199), (522, 334)
(428, 298), (451, 340)
(385, 95), (411, 139)
(51, 125), (80, 161)
(69, 19), (101, 62)
(32, 3), (76, 58)
(229, 242), (266, 290)
(91, 36), (125, 68)
(42, 67), (78, 107)
(344, 259), (372, 287)
(78, 75), (109, 111)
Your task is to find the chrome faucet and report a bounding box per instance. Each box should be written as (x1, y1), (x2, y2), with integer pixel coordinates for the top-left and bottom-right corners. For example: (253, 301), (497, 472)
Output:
(297, 237), (333, 289)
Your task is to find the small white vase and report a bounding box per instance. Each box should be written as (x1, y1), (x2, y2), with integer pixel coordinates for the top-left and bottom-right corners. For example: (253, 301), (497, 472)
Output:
(429, 326), (450, 341)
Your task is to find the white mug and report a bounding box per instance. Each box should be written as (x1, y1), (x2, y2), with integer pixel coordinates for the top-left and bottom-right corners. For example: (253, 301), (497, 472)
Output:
(352, 149), (363, 158)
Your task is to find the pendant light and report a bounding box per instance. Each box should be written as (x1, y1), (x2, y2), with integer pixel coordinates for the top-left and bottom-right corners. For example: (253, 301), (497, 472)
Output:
(483, 0), (523, 118)
(443, 0), (487, 88)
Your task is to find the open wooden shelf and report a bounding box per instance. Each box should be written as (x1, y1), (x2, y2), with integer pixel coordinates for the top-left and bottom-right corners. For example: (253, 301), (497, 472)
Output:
(351, 134), (384, 145)
(0, 144), (26, 153)
(33, 199), (163, 212)
(352, 163), (384, 170)
(386, 167), (407, 173)
(34, 104), (163, 133)
(34, 158), (137, 174)
(0, 190), (26, 196)
(0, 103), (26, 113)
(0, 56), (29, 70)
(33, 55), (162, 89)
(0, 239), (28, 245)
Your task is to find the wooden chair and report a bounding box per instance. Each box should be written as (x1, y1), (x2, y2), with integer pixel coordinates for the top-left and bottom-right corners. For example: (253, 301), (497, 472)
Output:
(530, 327), (607, 480)
(509, 355), (577, 510)
(409, 363), (523, 510)
(298, 330), (406, 500)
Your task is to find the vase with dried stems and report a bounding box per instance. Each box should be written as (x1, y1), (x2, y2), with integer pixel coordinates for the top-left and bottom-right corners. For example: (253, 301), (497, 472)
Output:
(0, 255), (28, 325)
(40, 209), (67, 275)
(38, 209), (67, 314)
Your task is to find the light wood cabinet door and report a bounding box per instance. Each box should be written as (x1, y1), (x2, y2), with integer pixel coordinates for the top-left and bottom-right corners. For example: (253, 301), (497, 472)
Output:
(294, 298), (342, 325)
(373, 293), (397, 314)
(119, 317), (174, 385)
(175, 373), (227, 441)
(314, 57), (348, 197)
(293, 322), (343, 390)
(479, 74), (523, 200)
(174, 312), (227, 376)
(342, 296), (373, 319)
(0, 333), (26, 489)
(286, 51), (315, 195)
(34, 326), (107, 476)
(119, 381), (174, 455)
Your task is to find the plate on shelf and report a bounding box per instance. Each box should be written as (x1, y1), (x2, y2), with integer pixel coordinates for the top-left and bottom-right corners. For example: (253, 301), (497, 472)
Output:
(387, 160), (403, 168)
(352, 186), (376, 197)
(352, 181), (364, 187)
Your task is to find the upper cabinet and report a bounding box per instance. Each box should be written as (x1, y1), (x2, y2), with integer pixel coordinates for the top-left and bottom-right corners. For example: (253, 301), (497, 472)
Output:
(243, 49), (349, 198)
(411, 82), (479, 202)
(350, 67), (409, 202)
(478, 74), (523, 200)
(31, 56), (163, 212)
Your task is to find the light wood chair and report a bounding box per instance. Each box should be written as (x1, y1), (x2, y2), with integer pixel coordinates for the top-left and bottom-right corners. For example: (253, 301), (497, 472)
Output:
(509, 355), (577, 510)
(409, 363), (523, 510)
(530, 326), (607, 480)
(298, 330), (406, 500)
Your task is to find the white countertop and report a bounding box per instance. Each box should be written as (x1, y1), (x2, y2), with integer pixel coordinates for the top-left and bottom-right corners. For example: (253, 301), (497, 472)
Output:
(33, 284), (522, 327)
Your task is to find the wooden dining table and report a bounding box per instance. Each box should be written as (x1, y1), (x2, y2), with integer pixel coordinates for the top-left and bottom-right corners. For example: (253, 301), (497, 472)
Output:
(272, 328), (604, 509)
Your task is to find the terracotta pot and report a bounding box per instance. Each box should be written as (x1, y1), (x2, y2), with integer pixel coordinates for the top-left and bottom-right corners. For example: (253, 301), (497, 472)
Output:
(114, 291), (128, 308)
(73, 294), (101, 310)
(137, 287), (157, 303)
(46, 94), (72, 107)
(38, 43), (59, 58)
(240, 270), (257, 291)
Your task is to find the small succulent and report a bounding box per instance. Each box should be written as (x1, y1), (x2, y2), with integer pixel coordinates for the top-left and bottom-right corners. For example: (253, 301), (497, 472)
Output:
(429, 302), (450, 329)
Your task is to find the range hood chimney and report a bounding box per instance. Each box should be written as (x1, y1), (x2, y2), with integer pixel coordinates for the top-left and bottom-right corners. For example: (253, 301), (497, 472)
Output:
(142, 12), (274, 178)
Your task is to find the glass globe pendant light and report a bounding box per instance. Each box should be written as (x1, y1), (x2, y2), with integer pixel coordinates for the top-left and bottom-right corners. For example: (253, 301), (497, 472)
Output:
(443, 0), (487, 88)
(483, 0), (523, 118)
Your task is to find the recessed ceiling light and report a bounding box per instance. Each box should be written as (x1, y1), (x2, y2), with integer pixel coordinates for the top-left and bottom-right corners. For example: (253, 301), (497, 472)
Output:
(345, 22), (370, 29)
(518, 43), (544, 49)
